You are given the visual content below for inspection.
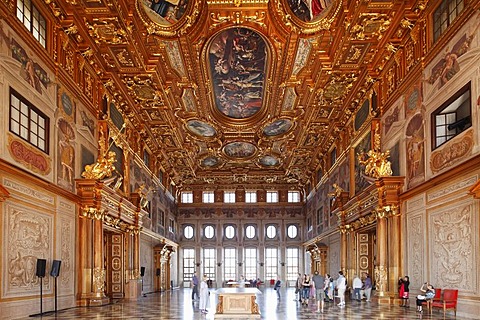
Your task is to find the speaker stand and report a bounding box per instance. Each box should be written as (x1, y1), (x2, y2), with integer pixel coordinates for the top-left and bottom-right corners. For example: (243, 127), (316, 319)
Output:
(54, 276), (58, 313)
(39, 276), (43, 315)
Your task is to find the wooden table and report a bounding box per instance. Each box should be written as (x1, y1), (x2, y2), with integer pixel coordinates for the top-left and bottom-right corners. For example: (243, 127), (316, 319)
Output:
(214, 287), (261, 319)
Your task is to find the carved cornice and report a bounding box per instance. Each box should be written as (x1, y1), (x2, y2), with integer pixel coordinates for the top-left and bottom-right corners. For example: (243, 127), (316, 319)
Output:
(0, 183), (11, 202)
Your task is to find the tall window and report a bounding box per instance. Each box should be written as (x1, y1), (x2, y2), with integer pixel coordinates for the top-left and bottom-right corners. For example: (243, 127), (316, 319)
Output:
(288, 191), (300, 203)
(183, 248), (195, 282)
(286, 247), (299, 281)
(432, 83), (471, 149)
(245, 190), (257, 203)
(203, 248), (215, 280)
(266, 191), (278, 203)
(16, 0), (47, 47)
(265, 248), (278, 281)
(181, 191), (193, 203)
(202, 191), (214, 203)
(143, 150), (150, 167)
(10, 89), (49, 153)
(224, 248), (236, 281)
(433, 0), (464, 42)
(169, 219), (175, 233)
(224, 190), (236, 203)
(244, 248), (257, 280)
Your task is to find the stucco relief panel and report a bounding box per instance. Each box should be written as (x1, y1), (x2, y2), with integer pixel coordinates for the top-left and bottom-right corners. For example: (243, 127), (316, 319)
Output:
(406, 213), (424, 287)
(2, 202), (53, 298)
(329, 240), (340, 274)
(429, 202), (477, 293)
(405, 194), (425, 212)
(59, 215), (74, 292)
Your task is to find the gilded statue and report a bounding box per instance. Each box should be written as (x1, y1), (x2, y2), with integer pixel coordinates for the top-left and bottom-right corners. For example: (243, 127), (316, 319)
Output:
(327, 183), (344, 199)
(358, 124), (393, 179)
(82, 130), (117, 180)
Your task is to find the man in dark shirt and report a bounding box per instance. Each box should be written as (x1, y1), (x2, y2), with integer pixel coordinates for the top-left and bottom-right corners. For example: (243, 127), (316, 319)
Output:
(191, 272), (199, 300)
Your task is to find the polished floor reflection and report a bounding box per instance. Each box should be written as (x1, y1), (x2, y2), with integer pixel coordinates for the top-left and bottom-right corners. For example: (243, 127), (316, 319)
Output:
(24, 287), (463, 319)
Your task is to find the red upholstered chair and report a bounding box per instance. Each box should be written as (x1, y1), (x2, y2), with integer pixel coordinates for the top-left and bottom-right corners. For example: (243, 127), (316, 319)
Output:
(423, 288), (441, 312)
(431, 289), (459, 316)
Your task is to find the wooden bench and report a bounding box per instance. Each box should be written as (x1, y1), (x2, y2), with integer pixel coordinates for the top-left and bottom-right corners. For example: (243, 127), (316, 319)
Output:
(431, 289), (459, 316)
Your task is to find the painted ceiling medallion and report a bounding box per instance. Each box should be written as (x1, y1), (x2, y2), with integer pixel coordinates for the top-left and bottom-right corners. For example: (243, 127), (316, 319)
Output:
(259, 155), (280, 167)
(186, 120), (217, 138)
(201, 156), (220, 167)
(286, 0), (332, 23)
(208, 27), (267, 119)
(141, 0), (189, 26)
(223, 142), (257, 158)
(263, 119), (293, 137)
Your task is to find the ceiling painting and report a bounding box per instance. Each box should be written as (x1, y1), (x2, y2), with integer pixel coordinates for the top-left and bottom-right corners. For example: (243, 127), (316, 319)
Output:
(141, 0), (189, 26)
(286, 0), (333, 23)
(208, 27), (267, 119)
(186, 120), (217, 138)
(223, 142), (257, 159)
(263, 119), (293, 137)
(259, 155), (280, 167)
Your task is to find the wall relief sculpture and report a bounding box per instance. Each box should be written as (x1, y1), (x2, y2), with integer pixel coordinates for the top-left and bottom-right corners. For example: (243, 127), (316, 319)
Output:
(407, 214), (424, 286)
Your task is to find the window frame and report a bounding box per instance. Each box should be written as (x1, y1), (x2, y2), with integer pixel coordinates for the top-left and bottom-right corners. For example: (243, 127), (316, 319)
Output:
(287, 190), (300, 203)
(244, 247), (257, 280)
(287, 224), (298, 239)
(224, 225), (235, 239)
(266, 190), (278, 203)
(180, 191), (193, 203)
(183, 225), (194, 239)
(223, 247), (236, 281)
(202, 190), (215, 203)
(245, 190), (257, 203)
(245, 225), (256, 239)
(203, 248), (216, 280)
(183, 248), (195, 282)
(433, 0), (464, 43)
(224, 190), (236, 203)
(16, 0), (47, 48)
(9, 88), (49, 153)
(266, 225), (277, 239)
(286, 247), (299, 281)
(204, 225), (215, 239)
(431, 82), (471, 150)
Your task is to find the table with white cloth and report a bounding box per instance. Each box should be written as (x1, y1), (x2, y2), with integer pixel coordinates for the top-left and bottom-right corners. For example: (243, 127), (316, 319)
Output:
(214, 287), (261, 319)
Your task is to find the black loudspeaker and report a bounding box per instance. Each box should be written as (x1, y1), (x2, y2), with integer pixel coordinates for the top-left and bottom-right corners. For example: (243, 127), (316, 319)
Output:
(156, 268), (160, 276)
(36, 259), (47, 277)
(140, 266), (145, 277)
(50, 260), (62, 277)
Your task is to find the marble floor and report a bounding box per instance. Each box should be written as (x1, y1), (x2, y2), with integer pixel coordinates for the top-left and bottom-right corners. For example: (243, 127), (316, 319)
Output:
(24, 287), (464, 320)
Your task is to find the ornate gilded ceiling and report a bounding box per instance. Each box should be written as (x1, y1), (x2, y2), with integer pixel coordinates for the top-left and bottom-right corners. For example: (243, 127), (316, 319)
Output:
(57, 0), (421, 189)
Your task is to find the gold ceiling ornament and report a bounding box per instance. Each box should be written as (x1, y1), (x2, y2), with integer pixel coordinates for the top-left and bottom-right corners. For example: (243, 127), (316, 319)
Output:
(209, 11), (267, 29)
(349, 13), (392, 40)
(358, 124), (393, 179)
(81, 206), (106, 220)
(85, 17), (128, 45)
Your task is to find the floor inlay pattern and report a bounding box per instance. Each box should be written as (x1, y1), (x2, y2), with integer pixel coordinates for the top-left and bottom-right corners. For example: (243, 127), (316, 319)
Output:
(22, 288), (465, 319)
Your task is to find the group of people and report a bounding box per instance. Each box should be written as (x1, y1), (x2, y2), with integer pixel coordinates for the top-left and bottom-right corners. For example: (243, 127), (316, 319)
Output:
(191, 272), (209, 314)
(399, 275), (436, 312)
(294, 271), (374, 312)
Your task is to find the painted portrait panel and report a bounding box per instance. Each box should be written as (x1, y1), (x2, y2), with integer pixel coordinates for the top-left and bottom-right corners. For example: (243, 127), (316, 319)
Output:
(286, 0), (332, 23)
(263, 119), (293, 137)
(406, 113), (425, 188)
(354, 132), (371, 194)
(57, 119), (75, 192)
(186, 120), (216, 138)
(141, 0), (189, 26)
(208, 28), (267, 119)
(223, 142), (257, 158)
(201, 156), (220, 168)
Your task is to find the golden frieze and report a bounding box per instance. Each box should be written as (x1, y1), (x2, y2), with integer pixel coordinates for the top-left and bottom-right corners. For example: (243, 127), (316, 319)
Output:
(85, 18), (129, 44)
(349, 13), (392, 40)
(430, 130), (474, 174)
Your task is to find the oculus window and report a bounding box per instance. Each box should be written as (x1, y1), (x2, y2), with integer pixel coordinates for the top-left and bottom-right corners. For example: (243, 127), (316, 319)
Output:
(266, 225), (276, 239)
(184, 225), (194, 239)
(245, 225), (256, 239)
(204, 225), (214, 239)
(225, 225), (235, 239)
(287, 225), (298, 239)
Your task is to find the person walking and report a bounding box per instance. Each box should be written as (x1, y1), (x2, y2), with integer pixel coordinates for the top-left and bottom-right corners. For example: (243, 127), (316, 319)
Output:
(336, 271), (347, 307)
(301, 274), (312, 306)
(191, 272), (199, 300)
(295, 273), (302, 301)
(198, 274), (209, 314)
(312, 271), (325, 312)
(352, 274), (363, 301)
(364, 273), (372, 302)
(401, 276), (410, 307)
(274, 275), (281, 299)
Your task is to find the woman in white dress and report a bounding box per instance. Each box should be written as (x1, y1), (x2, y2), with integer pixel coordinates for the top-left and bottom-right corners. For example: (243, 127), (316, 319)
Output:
(199, 274), (209, 314)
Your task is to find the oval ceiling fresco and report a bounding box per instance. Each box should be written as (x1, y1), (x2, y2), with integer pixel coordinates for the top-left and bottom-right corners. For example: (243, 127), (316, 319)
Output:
(141, 0), (189, 26)
(201, 156), (220, 168)
(208, 28), (267, 119)
(259, 155), (280, 167)
(286, 0), (332, 23)
(186, 120), (217, 138)
(263, 119), (293, 137)
(223, 142), (257, 159)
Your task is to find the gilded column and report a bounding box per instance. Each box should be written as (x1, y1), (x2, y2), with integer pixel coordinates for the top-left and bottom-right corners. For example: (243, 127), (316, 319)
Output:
(389, 208), (402, 297)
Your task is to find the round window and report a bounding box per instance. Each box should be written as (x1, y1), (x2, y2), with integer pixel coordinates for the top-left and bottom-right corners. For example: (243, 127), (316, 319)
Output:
(287, 225), (298, 238)
(266, 225), (276, 239)
(184, 225), (194, 239)
(204, 225), (214, 239)
(225, 225), (235, 239)
(245, 225), (256, 239)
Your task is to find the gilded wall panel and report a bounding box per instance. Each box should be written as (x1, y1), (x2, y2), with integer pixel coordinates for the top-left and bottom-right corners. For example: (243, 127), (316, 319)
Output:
(406, 213), (424, 287)
(2, 202), (53, 298)
(428, 201), (477, 293)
